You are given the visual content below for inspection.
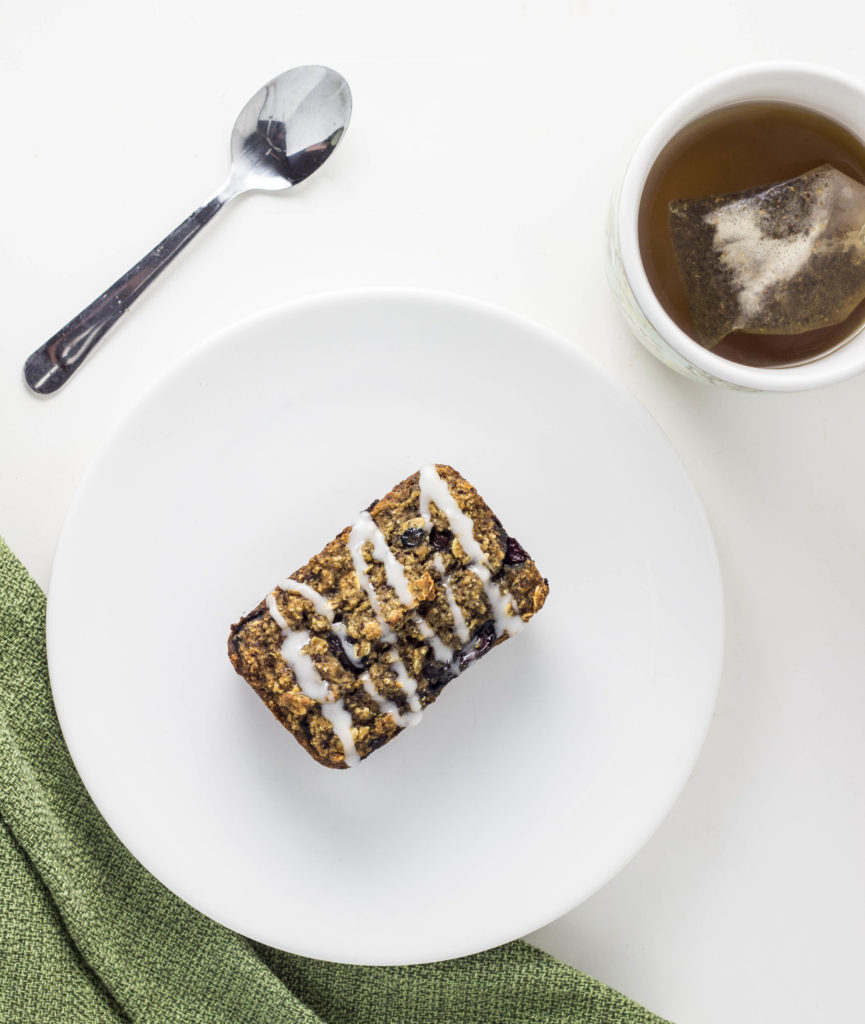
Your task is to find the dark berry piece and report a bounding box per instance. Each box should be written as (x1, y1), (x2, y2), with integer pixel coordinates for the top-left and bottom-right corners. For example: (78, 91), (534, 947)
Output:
(326, 633), (352, 669)
(326, 633), (367, 674)
(458, 621), (498, 672)
(422, 659), (456, 689)
(400, 526), (425, 548)
(504, 537), (528, 565)
(365, 498), (378, 512)
(430, 526), (454, 551)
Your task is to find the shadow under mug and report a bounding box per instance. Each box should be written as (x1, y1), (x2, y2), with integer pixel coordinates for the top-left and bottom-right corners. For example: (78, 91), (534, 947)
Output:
(608, 61), (865, 392)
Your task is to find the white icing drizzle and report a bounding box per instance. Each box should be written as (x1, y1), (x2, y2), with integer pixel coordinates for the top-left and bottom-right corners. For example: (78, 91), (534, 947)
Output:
(265, 590), (290, 632)
(276, 578), (365, 668)
(412, 613), (453, 663)
(347, 510), (445, 724)
(319, 699), (360, 767)
(471, 562), (525, 637)
(361, 673), (399, 716)
(329, 622), (366, 669)
(418, 464), (524, 637)
(275, 627), (329, 702)
(418, 464), (487, 564)
(266, 587), (360, 767)
(360, 672), (421, 727)
(348, 512), (415, 606)
(434, 553), (471, 644)
(385, 653), (423, 722)
(347, 511), (454, 661)
(276, 578), (335, 621)
(347, 513), (402, 646)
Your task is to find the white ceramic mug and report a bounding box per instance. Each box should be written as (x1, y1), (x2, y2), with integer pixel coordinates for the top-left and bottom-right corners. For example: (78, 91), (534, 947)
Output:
(609, 61), (865, 391)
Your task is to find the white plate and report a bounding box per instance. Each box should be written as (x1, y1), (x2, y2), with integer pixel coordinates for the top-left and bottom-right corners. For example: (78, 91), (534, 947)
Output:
(48, 289), (723, 965)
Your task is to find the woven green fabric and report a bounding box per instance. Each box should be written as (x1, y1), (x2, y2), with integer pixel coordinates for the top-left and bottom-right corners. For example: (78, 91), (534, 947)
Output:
(0, 535), (669, 1024)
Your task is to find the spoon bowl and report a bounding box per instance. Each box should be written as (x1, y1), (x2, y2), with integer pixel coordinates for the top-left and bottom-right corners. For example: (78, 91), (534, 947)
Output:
(24, 65), (352, 395)
(226, 66), (351, 195)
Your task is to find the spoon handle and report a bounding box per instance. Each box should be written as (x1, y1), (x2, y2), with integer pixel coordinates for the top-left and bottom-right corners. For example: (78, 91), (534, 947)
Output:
(24, 194), (226, 395)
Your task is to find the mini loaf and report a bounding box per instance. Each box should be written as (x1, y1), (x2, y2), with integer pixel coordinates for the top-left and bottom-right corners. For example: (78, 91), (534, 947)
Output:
(227, 464), (549, 768)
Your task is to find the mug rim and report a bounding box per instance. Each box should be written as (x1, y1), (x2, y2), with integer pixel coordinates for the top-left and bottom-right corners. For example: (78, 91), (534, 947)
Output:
(618, 60), (865, 391)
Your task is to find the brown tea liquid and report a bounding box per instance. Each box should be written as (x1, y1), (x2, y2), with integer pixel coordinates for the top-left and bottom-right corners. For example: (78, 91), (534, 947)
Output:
(638, 102), (865, 367)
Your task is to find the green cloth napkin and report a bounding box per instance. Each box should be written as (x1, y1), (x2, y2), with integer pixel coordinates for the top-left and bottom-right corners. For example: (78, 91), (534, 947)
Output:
(0, 535), (669, 1024)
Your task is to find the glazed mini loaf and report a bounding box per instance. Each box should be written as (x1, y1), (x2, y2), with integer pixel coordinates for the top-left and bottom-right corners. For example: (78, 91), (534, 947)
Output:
(227, 464), (549, 768)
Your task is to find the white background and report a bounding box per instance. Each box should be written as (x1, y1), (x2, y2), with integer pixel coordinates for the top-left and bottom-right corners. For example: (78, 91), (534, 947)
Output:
(2, 2), (863, 1022)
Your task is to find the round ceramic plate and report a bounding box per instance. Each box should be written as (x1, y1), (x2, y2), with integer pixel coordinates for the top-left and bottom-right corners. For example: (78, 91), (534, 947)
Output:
(48, 289), (723, 965)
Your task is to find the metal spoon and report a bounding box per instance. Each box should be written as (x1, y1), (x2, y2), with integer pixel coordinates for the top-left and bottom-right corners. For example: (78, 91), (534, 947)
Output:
(24, 65), (352, 395)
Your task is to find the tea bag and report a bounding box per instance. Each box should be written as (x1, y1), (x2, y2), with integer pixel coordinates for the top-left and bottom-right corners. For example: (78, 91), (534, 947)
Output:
(668, 165), (865, 347)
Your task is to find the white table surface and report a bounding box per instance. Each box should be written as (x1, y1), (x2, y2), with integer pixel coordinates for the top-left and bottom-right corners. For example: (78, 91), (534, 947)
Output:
(3, 3), (864, 1022)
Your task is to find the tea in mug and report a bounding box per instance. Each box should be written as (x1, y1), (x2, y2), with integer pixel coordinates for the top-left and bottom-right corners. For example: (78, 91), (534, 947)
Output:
(638, 102), (865, 367)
